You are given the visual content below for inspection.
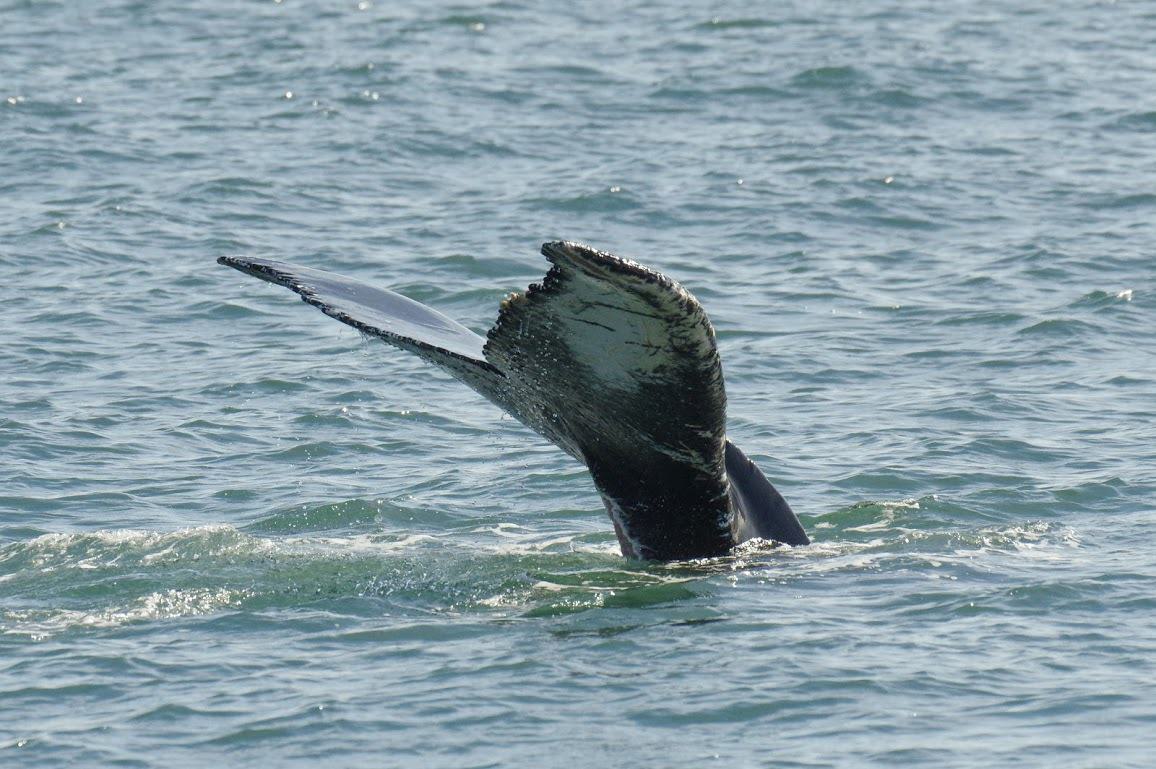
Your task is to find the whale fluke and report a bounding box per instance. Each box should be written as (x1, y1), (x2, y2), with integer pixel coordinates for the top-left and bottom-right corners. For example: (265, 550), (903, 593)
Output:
(219, 242), (809, 560)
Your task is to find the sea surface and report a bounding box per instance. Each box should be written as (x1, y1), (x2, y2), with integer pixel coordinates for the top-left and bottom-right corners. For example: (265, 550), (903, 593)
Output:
(3, 1), (1155, 766)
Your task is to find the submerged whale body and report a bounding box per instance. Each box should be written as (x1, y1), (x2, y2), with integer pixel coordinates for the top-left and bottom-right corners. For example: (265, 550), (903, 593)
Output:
(219, 241), (809, 560)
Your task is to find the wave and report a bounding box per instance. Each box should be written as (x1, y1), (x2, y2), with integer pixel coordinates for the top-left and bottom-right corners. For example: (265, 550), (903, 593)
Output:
(0, 498), (1084, 638)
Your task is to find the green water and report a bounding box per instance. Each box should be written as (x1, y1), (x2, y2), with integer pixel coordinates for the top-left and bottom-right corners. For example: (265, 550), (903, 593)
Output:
(3, 0), (1155, 766)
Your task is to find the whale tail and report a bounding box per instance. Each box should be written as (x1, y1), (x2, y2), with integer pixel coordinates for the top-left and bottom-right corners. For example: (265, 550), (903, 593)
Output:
(219, 242), (808, 559)
(216, 256), (507, 403)
(724, 441), (809, 547)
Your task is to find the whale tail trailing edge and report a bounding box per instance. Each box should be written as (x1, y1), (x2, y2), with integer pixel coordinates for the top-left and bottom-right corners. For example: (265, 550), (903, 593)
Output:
(219, 242), (809, 559)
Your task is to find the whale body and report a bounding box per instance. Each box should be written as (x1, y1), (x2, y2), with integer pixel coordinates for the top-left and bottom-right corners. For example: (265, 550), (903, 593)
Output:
(219, 241), (808, 560)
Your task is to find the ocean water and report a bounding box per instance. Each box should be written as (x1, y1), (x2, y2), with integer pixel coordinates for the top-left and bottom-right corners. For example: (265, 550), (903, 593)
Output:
(3, 0), (1155, 766)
